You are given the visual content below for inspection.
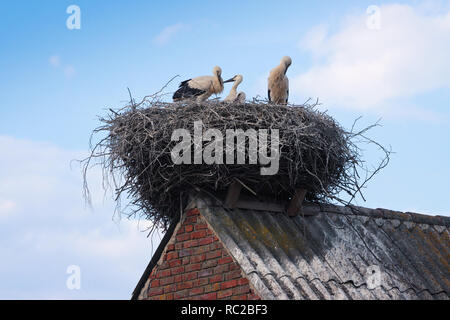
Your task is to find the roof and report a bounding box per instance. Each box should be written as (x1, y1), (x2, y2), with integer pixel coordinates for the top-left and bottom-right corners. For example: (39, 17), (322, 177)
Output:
(191, 196), (450, 300)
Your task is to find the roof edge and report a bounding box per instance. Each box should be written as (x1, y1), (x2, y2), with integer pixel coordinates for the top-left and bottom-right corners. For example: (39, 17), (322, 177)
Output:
(131, 214), (181, 300)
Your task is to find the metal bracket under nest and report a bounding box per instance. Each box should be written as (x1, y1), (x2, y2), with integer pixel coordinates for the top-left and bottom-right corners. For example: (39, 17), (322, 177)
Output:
(224, 180), (314, 217)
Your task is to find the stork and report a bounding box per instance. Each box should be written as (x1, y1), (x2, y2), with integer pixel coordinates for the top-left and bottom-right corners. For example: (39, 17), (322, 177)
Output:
(268, 56), (292, 105)
(173, 66), (226, 102)
(223, 74), (245, 103)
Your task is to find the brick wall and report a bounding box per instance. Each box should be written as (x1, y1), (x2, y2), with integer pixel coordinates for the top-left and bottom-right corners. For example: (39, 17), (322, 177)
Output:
(139, 208), (260, 300)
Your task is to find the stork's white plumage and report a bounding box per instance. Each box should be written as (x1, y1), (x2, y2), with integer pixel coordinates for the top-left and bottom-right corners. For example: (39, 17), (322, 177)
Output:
(268, 56), (291, 105)
(223, 74), (245, 103)
(173, 66), (225, 102)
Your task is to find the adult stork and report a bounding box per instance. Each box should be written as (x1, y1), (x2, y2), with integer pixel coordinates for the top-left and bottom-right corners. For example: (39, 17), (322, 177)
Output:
(268, 56), (292, 105)
(223, 74), (245, 103)
(173, 66), (227, 102)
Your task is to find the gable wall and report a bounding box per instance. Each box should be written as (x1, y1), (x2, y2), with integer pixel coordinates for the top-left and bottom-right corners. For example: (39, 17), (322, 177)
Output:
(138, 208), (260, 300)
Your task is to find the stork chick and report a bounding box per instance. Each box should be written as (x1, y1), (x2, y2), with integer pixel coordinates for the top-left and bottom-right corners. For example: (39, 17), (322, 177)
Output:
(268, 56), (291, 105)
(173, 66), (225, 102)
(223, 74), (245, 103)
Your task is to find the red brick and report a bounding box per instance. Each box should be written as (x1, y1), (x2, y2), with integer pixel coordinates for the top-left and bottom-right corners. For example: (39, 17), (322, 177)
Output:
(224, 270), (242, 280)
(206, 250), (222, 260)
(164, 284), (177, 293)
(212, 242), (222, 250)
(193, 277), (209, 287)
(195, 223), (208, 230)
(200, 292), (217, 300)
(177, 281), (193, 290)
(189, 287), (204, 296)
(238, 278), (249, 286)
(190, 254), (206, 264)
(185, 216), (198, 224)
(176, 233), (190, 242)
(183, 240), (198, 248)
(166, 293), (174, 300)
(150, 279), (160, 287)
(218, 256), (233, 264)
(214, 264), (229, 274)
(198, 268), (213, 278)
(176, 226), (185, 235)
(191, 230), (207, 239)
(217, 289), (233, 299)
(168, 259), (182, 268)
(202, 259), (218, 269)
(165, 252), (178, 261)
(182, 272), (198, 281)
(221, 279), (239, 290)
(229, 263), (239, 271)
(174, 290), (188, 299)
(175, 243), (183, 250)
(185, 263), (202, 272)
(179, 248), (192, 257)
(166, 244), (175, 252)
(204, 283), (221, 293)
(182, 257), (190, 265)
(209, 274), (223, 283)
(185, 225), (194, 232)
(147, 287), (164, 297)
(231, 294), (248, 300)
(174, 275), (182, 283)
(159, 276), (174, 286)
(186, 209), (200, 216)
(198, 236), (215, 246)
(192, 246), (210, 255)
(232, 285), (251, 295)
(171, 266), (184, 275)
(158, 269), (171, 278)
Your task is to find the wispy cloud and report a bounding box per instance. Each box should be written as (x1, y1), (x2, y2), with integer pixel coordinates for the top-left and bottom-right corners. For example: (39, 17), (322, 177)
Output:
(48, 55), (76, 79)
(292, 4), (450, 119)
(154, 22), (185, 46)
(0, 135), (159, 299)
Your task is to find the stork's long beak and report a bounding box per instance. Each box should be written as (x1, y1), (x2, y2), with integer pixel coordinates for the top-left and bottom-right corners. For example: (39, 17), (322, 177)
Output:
(223, 77), (235, 83)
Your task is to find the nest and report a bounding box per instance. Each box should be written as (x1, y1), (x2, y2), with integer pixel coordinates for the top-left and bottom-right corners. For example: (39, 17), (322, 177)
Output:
(83, 97), (390, 230)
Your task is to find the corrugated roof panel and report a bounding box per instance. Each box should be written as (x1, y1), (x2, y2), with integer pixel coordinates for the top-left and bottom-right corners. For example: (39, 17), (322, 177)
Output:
(195, 197), (449, 300)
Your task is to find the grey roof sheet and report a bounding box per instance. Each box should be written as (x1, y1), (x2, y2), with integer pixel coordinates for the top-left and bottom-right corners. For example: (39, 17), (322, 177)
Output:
(194, 197), (450, 300)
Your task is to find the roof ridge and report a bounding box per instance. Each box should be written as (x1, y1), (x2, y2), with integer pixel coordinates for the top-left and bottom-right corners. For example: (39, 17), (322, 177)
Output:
(314, 202), (449, 227)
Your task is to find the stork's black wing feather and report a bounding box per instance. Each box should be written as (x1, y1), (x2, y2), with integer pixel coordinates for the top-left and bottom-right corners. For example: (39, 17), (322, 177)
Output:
(173, 79), (206, 101)
(286, 90), (289, 104)
(268, 90), (271, 102)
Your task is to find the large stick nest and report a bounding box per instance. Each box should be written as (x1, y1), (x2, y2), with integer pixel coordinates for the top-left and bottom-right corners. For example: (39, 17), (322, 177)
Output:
(83, 98), (390, 230)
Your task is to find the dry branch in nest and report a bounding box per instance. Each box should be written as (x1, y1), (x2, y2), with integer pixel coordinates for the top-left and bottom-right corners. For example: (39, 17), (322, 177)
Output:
(82, 95), (390, 231)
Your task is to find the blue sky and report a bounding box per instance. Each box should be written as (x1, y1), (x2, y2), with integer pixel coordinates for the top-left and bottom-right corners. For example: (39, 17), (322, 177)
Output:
(0, 0), (449, 299)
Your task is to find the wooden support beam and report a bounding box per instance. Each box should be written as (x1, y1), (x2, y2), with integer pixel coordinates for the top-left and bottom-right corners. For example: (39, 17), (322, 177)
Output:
(224, 180), (242, 209)
(287, 188), (307, 217)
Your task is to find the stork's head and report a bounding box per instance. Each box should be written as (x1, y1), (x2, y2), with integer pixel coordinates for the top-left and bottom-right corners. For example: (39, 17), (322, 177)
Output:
(224, 74), (243, 84)
(213, 66), (222, 77)
(281, 56), (292, 68)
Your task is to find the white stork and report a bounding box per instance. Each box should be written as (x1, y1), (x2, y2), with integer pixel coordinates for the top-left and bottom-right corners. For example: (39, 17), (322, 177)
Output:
(173, 66), (227, 102)
(223, 74), (245, 103)
(268, 56), (292, 105)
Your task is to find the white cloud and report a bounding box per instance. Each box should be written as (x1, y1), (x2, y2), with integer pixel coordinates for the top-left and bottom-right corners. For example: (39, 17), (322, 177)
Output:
(292, 4), (450, 116)
(0, 136), (160, 299)
(48, 55), (76, 79)
(154, 22), (184, 45)
(49, 55), (61, 68)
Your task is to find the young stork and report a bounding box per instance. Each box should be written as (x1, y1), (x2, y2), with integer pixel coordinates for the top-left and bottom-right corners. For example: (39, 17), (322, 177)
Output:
(268, 56), (292, 105)
(223, 74), (246, 103)
(173, 66), (226, 102)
